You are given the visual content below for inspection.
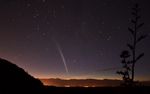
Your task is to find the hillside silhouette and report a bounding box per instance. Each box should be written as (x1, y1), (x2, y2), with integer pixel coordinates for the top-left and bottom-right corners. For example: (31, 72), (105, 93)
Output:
(0, 59), (149, 94)
(0, 58), (46, 94)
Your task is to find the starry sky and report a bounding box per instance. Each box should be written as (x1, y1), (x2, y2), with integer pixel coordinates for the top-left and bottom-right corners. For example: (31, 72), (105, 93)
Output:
(0, 0), (149, 80)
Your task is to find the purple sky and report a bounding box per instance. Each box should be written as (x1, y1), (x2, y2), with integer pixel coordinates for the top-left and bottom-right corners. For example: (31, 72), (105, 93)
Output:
(0, 0), (149, 80)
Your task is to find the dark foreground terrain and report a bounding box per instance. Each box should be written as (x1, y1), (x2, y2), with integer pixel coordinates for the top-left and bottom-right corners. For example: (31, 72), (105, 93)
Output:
(46, 86), (150, 94)
(0, 58), (46, 94)
(0, 58), (149, 94)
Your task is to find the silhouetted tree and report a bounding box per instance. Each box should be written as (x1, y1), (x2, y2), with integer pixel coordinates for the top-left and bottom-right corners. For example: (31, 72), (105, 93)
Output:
(128, 3), (147, 82)
(117, 3), (147, 86)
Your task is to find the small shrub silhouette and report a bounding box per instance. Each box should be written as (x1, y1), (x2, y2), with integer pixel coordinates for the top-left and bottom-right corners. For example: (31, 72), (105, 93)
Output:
(117, 50), (132, 86)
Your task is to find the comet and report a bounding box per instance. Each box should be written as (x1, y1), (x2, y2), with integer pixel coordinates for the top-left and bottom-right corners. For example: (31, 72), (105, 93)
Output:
(52, 37), (69, 74)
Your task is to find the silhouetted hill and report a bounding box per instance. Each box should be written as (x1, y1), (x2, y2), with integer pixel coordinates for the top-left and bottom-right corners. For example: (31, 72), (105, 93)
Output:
(0, 58), (46, 94)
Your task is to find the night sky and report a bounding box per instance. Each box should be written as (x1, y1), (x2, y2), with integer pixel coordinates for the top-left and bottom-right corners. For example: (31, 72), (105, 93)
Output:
(0, 0), (149, 80)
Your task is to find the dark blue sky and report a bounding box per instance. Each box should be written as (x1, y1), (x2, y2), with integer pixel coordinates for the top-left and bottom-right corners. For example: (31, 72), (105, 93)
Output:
(0, 0), (149, 80)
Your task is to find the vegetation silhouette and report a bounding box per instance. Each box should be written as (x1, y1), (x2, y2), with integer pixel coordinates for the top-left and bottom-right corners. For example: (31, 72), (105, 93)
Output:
(117, 50), (132, 86)
(117, 3), (148, 86)
(0, 58), (46, 94)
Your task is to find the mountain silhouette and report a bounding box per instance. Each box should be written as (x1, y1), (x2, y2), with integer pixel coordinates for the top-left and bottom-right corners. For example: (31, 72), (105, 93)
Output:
(0, 58), (46, 94)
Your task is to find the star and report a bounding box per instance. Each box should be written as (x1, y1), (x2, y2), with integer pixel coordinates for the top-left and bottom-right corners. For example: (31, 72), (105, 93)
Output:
(101, 21), (105, 25)
(26, 3), (31, 8)
(61, 5), (65, 9)
(53, 9), (57, 18)
(42, 0), (46, 3)
(42, 32), (46, 36)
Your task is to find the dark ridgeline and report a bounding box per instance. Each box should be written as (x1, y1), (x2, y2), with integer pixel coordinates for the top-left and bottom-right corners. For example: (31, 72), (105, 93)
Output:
(117, 3), (148, 86)
(0, 58), (46, 94)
